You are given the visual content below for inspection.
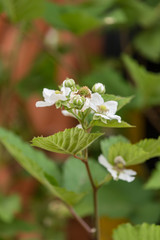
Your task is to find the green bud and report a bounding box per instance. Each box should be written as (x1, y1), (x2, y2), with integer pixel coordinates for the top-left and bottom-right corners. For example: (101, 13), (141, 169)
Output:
(92, 83), (106, 94)
(72, 95), (85, 109)
(55, 100), (62, 109)
(64, 78), (75, 88)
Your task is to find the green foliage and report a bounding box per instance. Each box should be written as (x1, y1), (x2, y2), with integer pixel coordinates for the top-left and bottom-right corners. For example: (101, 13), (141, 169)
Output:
(17, 53), (57, 98)
(100, 135), (160, 166)
(0, 128), (83, 205)
(43, 1), (101, 35)
(123, 55), (160, 107)
(102, 94), (133, 111)
(91, 120), (133, 128)
(113, 223), (160, 240)
(81, 64), (134, 97)
(0, 0), (44, 23)
(32, 128), (103, 155)
(145, 162), (160, 189)
(134, 27), (160, 63)
(0, 219), (36, 238)
(0, 194), (21, 223)
(100, 135), (129, 159)
(75, 180), (160, 224)
(62, 157), (107, 193)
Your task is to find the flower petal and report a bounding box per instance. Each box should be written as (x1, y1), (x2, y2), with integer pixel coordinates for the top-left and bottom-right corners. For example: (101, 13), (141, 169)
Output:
(90, 93), (104, 110)
(61, 110), (75, 118)
(104, 101), (118, 115)
(107, 113), (121, 123)
(98, 154), (113, 170)
(36, 101), (54, 107)
(119, 172), (136, 182)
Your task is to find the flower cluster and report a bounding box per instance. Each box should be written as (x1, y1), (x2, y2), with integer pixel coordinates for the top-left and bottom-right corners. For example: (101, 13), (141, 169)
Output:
(36, 78), (121, 128)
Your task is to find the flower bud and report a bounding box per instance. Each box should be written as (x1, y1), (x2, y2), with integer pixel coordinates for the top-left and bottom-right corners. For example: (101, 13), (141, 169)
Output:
(92, 83), (106, 94)
(63, 78), (75, 88)
(72, 95), (85, 109)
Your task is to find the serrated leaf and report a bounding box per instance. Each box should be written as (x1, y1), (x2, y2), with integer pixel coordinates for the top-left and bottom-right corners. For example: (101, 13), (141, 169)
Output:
(102, 94), (133, 111)
(145, 162), (160, 189)
(0, 194), (21, 223)
(100, 135), (129, 159)
(91, 120), (133, 128)
(0, 128), (83, 205)
(32, 128), (103, 155)
(123, 54), (160, 107)
(136, 137), (160, 159)
(113, 223), (160, 240)
(108, 142), (148, 166)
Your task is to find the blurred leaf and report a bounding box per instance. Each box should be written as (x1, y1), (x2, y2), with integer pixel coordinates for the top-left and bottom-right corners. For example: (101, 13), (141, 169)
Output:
(81, 64), (134, 97)
(75, 180), (160, 223)
(62, 157), (107, 193)
(91, 120), (133, 128)
(0, 219), (36, 237)
(145, 162), (160, 189)
(100, 135), (129, 159)
(113, 223), (160, 240)
(0, 194), (21, 223)
(134, 27), (160, 63)
(136, 137), (160, 159)
(0, 0), (44, 23)
(123, 55), (160, 107)
(104, 8), (128, 25)
(102, 94), (133, 110)
(43, 2), (101, 35)
(0, 128), (83, 205)
(32, 128), (103, 155)
(17, 53), (57, 98)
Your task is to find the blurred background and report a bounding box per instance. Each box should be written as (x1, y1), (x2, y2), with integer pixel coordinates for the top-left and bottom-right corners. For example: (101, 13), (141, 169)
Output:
(0, 0), (160, 239)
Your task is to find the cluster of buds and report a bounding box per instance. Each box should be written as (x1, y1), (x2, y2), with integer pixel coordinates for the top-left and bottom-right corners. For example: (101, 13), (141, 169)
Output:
(36, 78), (121, 127)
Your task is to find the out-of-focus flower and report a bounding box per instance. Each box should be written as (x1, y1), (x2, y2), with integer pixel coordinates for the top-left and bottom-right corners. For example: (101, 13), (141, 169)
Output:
(98, 155), (136, 182)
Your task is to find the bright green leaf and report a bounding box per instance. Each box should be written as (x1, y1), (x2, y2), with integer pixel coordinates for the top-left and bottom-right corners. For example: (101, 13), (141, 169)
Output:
(91, 120), (133, 128)
(0, 128), (83, 205)
(32, 128), (103, 155)
(145, 162), (160, 189)
(113, 223), (160, 240)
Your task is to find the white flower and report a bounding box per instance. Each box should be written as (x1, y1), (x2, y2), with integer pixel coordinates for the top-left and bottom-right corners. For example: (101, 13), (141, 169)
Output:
(36, 85), (71, 108)
(92, 83), (106, 94)
(98, 155), (136, 182)
(82, 93), (121, 123)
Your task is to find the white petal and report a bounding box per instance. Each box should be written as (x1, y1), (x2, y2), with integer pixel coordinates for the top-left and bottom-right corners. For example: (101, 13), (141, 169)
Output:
(98, 155), (113, 170)
(105, 101), (118, 115)
(81, 98), (91, 111)
(107, 114), (121, 123)
(119, 172), (136, 182)
(36, 101), (54, 107)
(76, 124), (83, 128)
(61, 86), (71, 96)
(123, 169), (137, 176)
(94, 113), (110, 120)
(91, 93), (104, 106)
(61, 110), (75, 118)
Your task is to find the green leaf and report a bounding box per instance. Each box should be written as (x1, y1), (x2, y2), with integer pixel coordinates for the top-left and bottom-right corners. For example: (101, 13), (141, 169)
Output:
(43, 2), (101, 35)
(123, 54), (160, 107)
(102, 94), (133, 111)
(0, 128), (83, 205)
(91, 120), (133, 128)
(0, 194), (21, 223)
(0, 0), (44, 23)
(134, 27), (160, 63)
(113, 223), (160, 240)
(107, 137), (160, 166)
(145, 162), (160, 189)
(100, 135), (129, 159)
(75, 180), (160, 223)
(0, 219), (36, 237)
(32, 128), (103, 155)
(62, 157), (107, 193)
(81, 64), (134, 97)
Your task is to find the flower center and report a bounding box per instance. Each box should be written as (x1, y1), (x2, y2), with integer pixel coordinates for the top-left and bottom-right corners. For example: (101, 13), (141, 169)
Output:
(55, 90), (62, 94)
(114, 156), (126, 172)
(98, 105), (108, 113)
